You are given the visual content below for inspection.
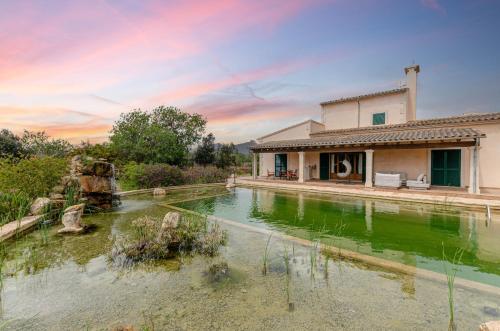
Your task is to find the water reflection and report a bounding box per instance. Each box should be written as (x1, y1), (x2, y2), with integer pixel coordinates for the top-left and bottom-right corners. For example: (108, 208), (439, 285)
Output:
(174, 187), (500, 286)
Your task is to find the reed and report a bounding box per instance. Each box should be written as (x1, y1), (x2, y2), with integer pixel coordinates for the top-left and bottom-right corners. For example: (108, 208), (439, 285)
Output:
(442, 243), (464, 331)
(282, 245), (294, 312)
(261, 233), (272, 275)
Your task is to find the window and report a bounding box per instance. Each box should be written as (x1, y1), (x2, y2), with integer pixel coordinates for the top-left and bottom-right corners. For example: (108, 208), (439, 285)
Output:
(372, 112), (386, 125)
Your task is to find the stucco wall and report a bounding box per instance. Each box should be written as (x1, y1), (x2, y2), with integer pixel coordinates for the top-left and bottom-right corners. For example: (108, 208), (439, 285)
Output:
(258, 121), (318, 143)
(322, 92), (408, 130)
(469, 123), (500, 193)
(259, 151), (320, 178)
(373, 149), (428, 180)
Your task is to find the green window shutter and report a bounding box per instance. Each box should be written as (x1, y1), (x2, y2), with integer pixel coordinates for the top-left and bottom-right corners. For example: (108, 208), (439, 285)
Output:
(372, 113), (386, 125)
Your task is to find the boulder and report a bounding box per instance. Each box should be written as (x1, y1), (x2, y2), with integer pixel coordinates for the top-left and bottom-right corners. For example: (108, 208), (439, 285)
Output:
(226, 174), (236, 188)
(92, 161), (114, 177)
(153, 188), (167, 196)
(480, 321), (500, 331)
(49, 192), (64, 200)
(61, 175), (80, 188)
(162, 212), (181, 229)
(70, 155), (83, 175)
(52, 185), (66, 194)
(80, 176), (112, 193)
(58, 203), (86, 234)
(30, 197), (51, 215)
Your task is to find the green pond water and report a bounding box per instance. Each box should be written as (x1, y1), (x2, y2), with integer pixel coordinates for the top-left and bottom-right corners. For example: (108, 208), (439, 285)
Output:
(0, 186), (499, 330)
(173, 186), (500, 287)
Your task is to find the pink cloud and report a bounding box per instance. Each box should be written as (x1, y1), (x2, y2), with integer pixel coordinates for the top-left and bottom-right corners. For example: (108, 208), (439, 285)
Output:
(421, 0), (446, 15)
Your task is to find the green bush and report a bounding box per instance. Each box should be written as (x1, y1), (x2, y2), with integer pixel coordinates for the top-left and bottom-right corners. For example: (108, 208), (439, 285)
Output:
(118, 162), (229, 190)
(0, 157), (68, 198)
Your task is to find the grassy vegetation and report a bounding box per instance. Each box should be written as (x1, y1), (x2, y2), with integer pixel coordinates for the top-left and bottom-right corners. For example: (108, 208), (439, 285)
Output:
(110, 214), (227, 265)
(261, 233), (272, 275)
(0, 191), (32, 226)
(442, 244), (465, 331)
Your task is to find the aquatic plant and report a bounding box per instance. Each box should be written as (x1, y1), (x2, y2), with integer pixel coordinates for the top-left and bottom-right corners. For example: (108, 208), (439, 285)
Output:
(261, 233), (272, 275)
(282, 245), (294, 311)
(110, 213), (227, 266)
(442, 243), (465, 331)
(309, 239), (319, 280)
(38, 221), (50, 246)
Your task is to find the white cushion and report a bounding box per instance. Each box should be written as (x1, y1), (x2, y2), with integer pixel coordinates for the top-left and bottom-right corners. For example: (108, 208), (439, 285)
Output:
(416, 173), (425, 182)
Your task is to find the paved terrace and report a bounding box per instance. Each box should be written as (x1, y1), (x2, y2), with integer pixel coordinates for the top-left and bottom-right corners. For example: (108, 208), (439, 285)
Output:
(236, 177), (500, 211)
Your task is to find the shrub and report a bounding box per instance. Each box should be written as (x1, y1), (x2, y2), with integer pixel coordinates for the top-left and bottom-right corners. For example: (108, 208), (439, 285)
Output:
(119, 163), (229, 190)
(0, 157), (68, 198)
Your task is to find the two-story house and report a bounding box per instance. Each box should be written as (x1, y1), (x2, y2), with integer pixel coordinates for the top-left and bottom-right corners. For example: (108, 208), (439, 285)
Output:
(251, 65), (500, 195)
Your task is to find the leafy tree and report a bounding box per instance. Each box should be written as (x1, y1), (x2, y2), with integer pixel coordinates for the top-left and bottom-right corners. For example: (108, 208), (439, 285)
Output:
(72, 141), (117, 162)
(0, 129), (22, 158)
(110, 107), (206, 165)
(20, 130), (73, 158)
(215, 143), (237, 169)
(194, 133), (216, 166)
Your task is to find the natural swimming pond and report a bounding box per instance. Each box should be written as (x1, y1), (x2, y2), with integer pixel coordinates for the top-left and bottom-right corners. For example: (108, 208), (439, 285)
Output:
(0, 186), (499, 330)
(173, 186), (500, 287)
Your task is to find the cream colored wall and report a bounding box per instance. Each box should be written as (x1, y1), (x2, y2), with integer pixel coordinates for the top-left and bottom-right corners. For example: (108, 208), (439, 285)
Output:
(258, 151), (319, 178)
(469, 123), (500, 193)
(322, 93), (408, 130)
(259, 121), (314, 143)
(373, 149), (428, 179)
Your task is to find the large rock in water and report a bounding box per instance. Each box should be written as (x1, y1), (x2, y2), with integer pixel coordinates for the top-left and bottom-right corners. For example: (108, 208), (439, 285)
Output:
(153, 188), (167, 196)
(30, 197), (51, 215)
(58, 203), (86, 234)
(80, 176), (113, 193)
(480, 321), (500, 331)
(162, 211), (181, 229)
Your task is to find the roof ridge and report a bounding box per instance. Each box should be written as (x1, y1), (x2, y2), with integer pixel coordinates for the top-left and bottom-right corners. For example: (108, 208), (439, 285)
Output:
(320, 88), (408, 106)
(257, 119), (324, 141)
(310, 111), (500, 137)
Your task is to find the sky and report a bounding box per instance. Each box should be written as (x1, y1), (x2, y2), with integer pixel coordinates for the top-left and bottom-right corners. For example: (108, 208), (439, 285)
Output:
(1, 0), (499, 144)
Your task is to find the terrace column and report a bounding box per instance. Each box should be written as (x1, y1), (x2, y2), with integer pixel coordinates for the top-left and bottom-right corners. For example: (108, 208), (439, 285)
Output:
(468, 144), (480, 194)
(252, 152), (258, 180)
(298, 151), (305, 183)
(365, 149), (374, 188)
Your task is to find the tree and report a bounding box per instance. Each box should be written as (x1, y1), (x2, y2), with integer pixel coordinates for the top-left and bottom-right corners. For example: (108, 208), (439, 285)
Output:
(20, 130), (73, 158)
(110, 106), (206, 165)
(194, 133), (216, 166)
(0, 129), (22, 158)
(215, 143), (237, 169)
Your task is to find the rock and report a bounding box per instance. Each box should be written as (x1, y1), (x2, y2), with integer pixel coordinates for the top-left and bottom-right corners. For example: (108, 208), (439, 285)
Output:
(30, 197), (51, 215)
(61, 175), (80, 188)
(112, 326), (136, 331)
(58, 203), (86, 234)
(49, 192), (64, 200)
(226, 183), (236, 188)
(52, 185), (65, 194)
(79, 176), (112, 193)
(480, 321), (500, 331)
(92, 161), (114, 177)
(153, 188), (167, 196)
(207, 262), (230, 282)
(162, 212), (181, 229)
(70, 155), (83, 175)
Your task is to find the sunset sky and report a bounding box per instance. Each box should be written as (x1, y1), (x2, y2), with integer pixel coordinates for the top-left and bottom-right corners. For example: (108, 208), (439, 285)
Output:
(1, 0), (499, 144)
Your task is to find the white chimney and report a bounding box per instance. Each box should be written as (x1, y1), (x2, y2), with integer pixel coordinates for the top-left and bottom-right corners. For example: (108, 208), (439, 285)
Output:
(404, 64), (420, 121)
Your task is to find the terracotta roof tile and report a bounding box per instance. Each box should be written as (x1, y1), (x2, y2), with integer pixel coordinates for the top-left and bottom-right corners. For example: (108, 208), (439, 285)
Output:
(251, 127), (484, 151)
(310, 112), (500, 137)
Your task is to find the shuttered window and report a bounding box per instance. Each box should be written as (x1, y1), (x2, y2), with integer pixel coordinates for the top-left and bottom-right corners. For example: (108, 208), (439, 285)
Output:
(372, 112), (386, 125)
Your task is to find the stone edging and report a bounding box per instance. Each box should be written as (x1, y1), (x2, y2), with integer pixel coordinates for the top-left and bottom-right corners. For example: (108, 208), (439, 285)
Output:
(160, 203), (500, 297)
(117, 183), (226, 197)
(0, 215), (45, 242)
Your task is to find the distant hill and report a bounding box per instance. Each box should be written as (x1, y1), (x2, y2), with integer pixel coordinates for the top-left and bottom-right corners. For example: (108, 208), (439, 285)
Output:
(234, 140), (257, 155)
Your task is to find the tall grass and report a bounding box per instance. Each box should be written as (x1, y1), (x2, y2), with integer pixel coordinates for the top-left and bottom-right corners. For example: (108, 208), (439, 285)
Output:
(282, 245), (294, 312)
(0, 191), (32, 226)
(261, 233), (272, 275)
(442, 243), (465, 331)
